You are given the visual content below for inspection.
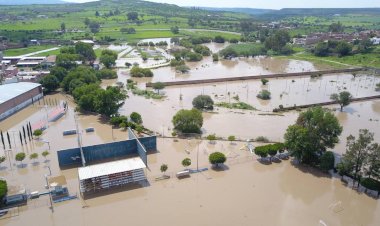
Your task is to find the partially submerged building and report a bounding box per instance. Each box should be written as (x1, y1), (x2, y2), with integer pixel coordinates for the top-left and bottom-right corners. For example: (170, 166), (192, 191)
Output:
(57, 128), (156, 196)
(0, 82), (43, 121)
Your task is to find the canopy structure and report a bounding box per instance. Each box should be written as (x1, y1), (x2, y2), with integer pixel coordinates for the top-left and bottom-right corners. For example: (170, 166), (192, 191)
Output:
(78, 157), (146, 194)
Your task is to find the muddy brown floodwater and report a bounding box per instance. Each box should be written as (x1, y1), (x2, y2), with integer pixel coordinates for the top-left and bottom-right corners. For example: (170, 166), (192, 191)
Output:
(0, 53), (379, 226)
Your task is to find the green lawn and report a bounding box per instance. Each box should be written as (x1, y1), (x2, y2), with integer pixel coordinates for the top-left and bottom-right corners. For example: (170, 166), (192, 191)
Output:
(32, 48), (61, 57)
(3, 45), (56, 56)
(292, 49), (380, 69)
(180, 30), (241, 40)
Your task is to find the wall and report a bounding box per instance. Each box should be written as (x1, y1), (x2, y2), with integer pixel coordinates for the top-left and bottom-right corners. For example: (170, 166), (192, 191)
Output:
(146, 68), (365, 87)
(57, 135), (157, 168)
(0, 86), (43, 121)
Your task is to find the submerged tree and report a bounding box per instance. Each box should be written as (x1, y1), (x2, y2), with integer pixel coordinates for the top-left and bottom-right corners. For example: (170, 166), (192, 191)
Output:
(284, 107), (342, 164)
(152, 82), (165, 94)
(330, 91), (353, 111)
(182, 158), (191, 168)
(341, 129), (374, 187)
(192, 95), (214, 111)
(209, 152), (226, 167)
(160, 164), (168, 175)
(172, 109), (203, 134)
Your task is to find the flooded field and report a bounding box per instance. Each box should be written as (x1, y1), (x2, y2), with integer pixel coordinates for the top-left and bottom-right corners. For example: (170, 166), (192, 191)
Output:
(0, 46), (379, 226)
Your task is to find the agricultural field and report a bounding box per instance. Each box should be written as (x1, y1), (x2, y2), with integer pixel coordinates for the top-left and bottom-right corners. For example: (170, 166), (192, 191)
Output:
(288, 46), (380, 69)
(3, 45), (56, 56)
(0, 0), (248, 43)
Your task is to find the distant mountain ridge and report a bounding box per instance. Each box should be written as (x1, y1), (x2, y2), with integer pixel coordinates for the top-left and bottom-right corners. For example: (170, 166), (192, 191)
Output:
(197, 7), (276, 15)
(0, 0), (66, 5)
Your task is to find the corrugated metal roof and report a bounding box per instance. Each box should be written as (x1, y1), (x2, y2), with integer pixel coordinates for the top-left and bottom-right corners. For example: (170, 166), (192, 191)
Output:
(0, 82), (41, 104)
(78, 157), (146, 180)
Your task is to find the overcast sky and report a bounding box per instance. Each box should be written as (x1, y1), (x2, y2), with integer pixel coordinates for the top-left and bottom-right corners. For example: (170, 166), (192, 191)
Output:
(64, 0), (380, 9)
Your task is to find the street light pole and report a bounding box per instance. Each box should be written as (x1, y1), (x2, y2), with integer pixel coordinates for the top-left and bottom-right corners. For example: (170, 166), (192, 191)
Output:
(45, 174), (54, 213)
(197, 140), (200, 171)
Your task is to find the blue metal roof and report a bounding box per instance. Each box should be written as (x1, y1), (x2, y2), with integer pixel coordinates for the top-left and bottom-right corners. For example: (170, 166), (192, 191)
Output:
(0, 82), (41, 104)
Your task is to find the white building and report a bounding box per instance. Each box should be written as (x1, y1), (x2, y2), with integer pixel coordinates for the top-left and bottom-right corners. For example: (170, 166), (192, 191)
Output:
(370, 37), (380, 45)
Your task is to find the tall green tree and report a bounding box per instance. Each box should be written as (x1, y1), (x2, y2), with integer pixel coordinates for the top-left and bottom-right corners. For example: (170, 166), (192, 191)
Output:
(127, 12), (139, 20)
(365, 143), (380, 179)
(152, 82), (165, 94)
(330, 91), (353, 111)
(100, 49), (118, 68)
(39, 74), (59, 93)
(172, 109), (203, 134)
(75, 42), (96, 62)
(94, 86), (127, 117)
(284, 107), (342, 164)
(60, 22), (66, 32)
(341, 129), (374, 186)
(49, 66), (67, 82)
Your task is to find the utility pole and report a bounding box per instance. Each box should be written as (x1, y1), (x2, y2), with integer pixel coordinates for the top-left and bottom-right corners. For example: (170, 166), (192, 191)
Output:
(44, 174), (54, 213)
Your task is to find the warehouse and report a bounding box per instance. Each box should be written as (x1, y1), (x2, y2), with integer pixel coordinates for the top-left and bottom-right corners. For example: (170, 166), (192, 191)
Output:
(0, 82), (43, 121)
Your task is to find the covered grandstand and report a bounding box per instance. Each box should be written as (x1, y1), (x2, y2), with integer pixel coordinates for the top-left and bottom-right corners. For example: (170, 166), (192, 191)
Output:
(58, 128), (156, 195)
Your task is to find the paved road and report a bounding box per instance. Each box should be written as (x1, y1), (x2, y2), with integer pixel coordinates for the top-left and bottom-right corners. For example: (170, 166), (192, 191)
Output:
(19, 47), (60, 58)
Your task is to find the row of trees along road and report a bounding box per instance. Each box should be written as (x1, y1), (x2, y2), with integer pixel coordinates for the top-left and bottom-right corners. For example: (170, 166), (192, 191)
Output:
(337, 129), (380, 193)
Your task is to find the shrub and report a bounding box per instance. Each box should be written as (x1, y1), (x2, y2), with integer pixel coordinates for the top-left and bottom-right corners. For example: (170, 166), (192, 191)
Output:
(110, 115), (128, 126)
(130, 66), (153, 77)
(192, 95), (214, 111)
(33, 129), (43, 137)
(170, 59), (185, 67)
(209, 152), (226, 166)
(0, 156), (5, 165)
(214, 35), (225, 43)
(228, 135), (236, 142)
(130, 112), (143, 124)
(255, 136), (269, 142)
(15, 152), (26, 163)
(360, 178), (380, 192)
(257, 90), (271, 100)
(212, 53), (219, 62)
(30, 153), (38, 161)
(97, 68), (117, 79)
(229, 38), (239, 43)
(175, 65), (190, 73)
(160, 164), (168, 173)
(0, 180), (7, 202)
(207, 134), (217, 141)
(261, 78), (269, 85)
(182, 158), (191, 168)
(320, 151), (335, 172)
(193, 45), (211, 56)
(186, 52), (203, 62)
(42, 151), (50, 159)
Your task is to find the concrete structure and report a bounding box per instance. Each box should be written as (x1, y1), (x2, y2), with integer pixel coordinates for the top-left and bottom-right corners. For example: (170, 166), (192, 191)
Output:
(78, 157), (146, 194)
(371, 37), (380, 45)
(0, 82), (43, 121)
(58, 128), (156, 195)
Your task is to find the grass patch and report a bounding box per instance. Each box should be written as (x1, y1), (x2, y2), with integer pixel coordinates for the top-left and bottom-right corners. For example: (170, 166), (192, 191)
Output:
(180, 30), (241, 40)
(215, 102), (256, 110)
(3, 45), (56, 56)
(290, 50), (380, 68)
(127, 81), (164, 99)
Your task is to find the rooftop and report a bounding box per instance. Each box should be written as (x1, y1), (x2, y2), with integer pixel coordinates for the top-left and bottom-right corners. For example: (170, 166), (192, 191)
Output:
(78, 157), (146, 180)
(0, 82), (41, 104)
